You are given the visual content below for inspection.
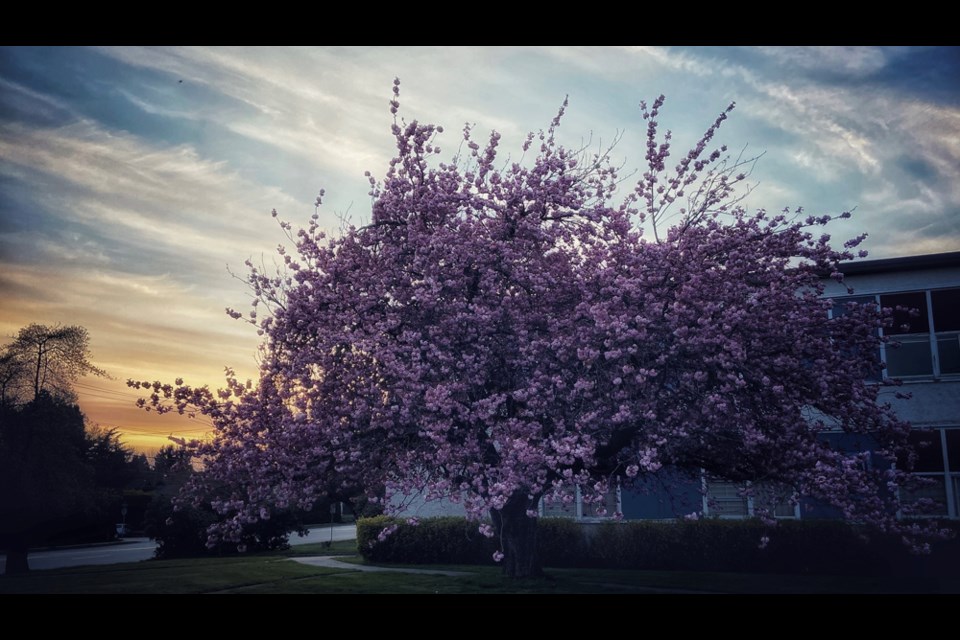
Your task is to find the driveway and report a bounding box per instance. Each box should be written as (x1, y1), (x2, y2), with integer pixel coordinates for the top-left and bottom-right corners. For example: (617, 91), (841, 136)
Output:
(0, 523), (357, 574)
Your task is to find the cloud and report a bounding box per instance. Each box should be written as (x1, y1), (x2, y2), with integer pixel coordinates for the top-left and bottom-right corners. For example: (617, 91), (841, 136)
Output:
(95, 47), (408, 178)
(0, 117), (307, 272)
(95, 47), (637, 181)
(895, 101), (960, 198)
(0, 76), (78, 126)
(3, 46), (959, 450)
(757, 47), (889, 77)
(0, 104), (300, 445)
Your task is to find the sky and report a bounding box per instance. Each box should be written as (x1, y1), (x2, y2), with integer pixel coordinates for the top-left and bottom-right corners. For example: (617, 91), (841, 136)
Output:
(1, 46), (959, 456)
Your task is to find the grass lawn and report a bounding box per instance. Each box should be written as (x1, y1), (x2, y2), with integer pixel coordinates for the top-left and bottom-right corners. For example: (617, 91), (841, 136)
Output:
(2, 540), (958, 594)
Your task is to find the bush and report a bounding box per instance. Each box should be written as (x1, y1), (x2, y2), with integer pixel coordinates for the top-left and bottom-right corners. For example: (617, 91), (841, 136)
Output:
(145, 493), (304, 559)
(358, 516), (497, 564)
(591, 519), (870, 574)
(144, 494), (219, 558)
(592, 520), (675, 570)
(537, 518), (592, 567)
(358, 515), (960, 577)
(358, 515), (595, 566)
(592, 518), (960, 576)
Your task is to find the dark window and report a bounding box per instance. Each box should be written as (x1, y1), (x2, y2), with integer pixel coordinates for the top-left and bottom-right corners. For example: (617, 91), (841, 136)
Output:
(882, 292), (929, 334)
(831, 289), (959, 379)
(905, 430), (945, 473)
(946, 429), (960, 470)
(832, 296), (878, 319)
(899, 429), (956, 519)
(932, 289), (960, 332)
(932, 290), (960, 375)
(886, 336), (934, 377)
(938, 334), (960, 375)
(831, 296), (882, 382)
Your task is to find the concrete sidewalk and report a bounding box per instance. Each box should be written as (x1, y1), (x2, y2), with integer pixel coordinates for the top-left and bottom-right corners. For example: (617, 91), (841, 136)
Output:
(291, 555), (470, 576)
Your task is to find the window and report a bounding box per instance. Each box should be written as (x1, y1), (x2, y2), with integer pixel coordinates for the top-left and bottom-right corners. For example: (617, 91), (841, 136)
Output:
(704, 480), (749, 517)
(541, 490), (578, 518)
(898, 428), (960, 519)
(830, 295), (882, 382)
(540, 482), (621, 520)
(932, 289), (960, 375)
(831, 288), (960, 380)
(703, 477), (799, 519)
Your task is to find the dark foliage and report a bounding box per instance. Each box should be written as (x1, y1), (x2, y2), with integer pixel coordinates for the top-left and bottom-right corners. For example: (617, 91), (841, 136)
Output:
(357, 516), (960, 577)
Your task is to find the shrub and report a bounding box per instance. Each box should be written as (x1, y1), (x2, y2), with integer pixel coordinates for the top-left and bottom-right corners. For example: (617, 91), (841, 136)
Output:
(358, 516), (595, 566)
(358, 516), (496, 564)
(358, 516), (960, 577)
(145, 493), (304, 559)
(537, 518), (592, 567)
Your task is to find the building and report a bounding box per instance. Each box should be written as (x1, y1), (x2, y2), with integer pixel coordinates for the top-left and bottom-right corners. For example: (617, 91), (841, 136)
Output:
(819, 251), (960, 520)
(396, 251), (960, 523)
(558, 251), (960, 523)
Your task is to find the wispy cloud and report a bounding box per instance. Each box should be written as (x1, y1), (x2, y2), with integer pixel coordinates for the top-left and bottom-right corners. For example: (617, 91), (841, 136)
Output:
(2, 46), (959, 452)
(757, 46), (889, 76)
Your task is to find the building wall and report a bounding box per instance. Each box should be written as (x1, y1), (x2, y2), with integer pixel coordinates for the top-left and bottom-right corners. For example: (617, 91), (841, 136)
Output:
(390, 488), (466, 518)
(823, 265), (960, 298)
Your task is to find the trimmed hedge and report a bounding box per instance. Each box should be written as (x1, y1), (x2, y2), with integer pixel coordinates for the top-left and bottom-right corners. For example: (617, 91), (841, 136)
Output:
(591, 519), (883, 574)
(358, 516), (497, 564)
(357, 516), (589, 566)
(357, 515), (960, 576)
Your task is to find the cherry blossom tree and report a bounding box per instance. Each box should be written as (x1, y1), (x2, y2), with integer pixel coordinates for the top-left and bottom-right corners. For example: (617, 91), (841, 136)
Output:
(132, 81), (942, 578)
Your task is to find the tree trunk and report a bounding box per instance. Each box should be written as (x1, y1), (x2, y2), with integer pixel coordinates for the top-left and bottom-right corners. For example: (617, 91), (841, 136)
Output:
(491, 491), (543, 578)
(4, 535), (30, 575)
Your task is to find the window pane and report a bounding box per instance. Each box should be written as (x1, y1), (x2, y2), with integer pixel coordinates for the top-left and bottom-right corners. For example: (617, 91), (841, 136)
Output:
(706, 481), (748, 517)
(937, 334), (960, 374)
(900, 476), (949, 517)
(954, 475), (960, 517)
(946, 429), (960, 470)
(753, 483), (796, 518)
(542, 486), (577, 518)
(830, 297), (883, 381)
(904, 430), (945, 473)
(881, 292), (929, 334)
(581, 487), (618, 518)
(832, 296), (877, 318)
(885, 336), (933, 377)
(931, 289), (960, 332)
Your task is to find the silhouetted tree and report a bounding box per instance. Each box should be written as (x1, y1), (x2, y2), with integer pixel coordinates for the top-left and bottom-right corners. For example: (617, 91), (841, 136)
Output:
(0, 393), (96, 573)
(85, 426), (138, 490)
(2, 324), (107, 406)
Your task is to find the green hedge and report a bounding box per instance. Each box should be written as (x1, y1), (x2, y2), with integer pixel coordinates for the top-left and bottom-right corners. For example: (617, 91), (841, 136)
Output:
(358, 516), (497, 564)
(356, 516), (588, 566)
(357, 515), (960, 576)
(591, 519), (882, 574)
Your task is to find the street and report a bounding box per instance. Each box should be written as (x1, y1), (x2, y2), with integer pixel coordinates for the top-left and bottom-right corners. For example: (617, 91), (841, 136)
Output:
(0, 524), (357, 574)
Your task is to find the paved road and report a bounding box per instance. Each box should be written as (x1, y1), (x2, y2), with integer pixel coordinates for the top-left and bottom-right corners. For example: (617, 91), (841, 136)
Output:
(0, 524), (357, 574)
